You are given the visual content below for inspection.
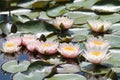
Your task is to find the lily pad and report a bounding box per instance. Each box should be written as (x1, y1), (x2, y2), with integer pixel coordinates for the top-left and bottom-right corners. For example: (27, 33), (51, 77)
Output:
(72, 34), (86, 42)
(103, 35), (120, 49)
(45, 74), (87, 80)
(64, 11), (99, 25)
(92, 0), (120, 13)
(103, 50), (120, 67)
(13, 71), (46, 80)
(66, 0), (100, 10)
(16, 20), (56, 34)
(80, 62), (110, 75)
(100, 13), (120, 24)
(2, 60), (30, 73)
(26, 61), (53, 76)
(111, 23), (120, 36)
(57, 64), (80, 74)
(0, 22), (10, 35)
(47, 6), (68, 17)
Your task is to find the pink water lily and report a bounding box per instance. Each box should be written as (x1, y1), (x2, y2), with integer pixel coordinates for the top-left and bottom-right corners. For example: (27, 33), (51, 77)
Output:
(36, 40), (59, 54)
(83, 47), (111, 64)
(2, 41), (21, 54)
(22, 34), (37, 46)
(83, 37), (111, 64)
(87, 20), (112, 33)
(7, 37), (22, 46)
(58, 43), (81, 58)
(54, 17), (73, 30)
(26, 40), (40, 52)
(85, 37), (110, 50)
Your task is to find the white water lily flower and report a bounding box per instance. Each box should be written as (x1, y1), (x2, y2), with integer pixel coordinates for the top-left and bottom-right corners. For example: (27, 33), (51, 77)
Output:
(83, 48), (111, 64)
(85, 37), (110, 50)
(22, 34), (37, 46)
(87, 20), (112, 33)
(58, 43), (81, 58)
(36, 40), (59, 54)
(7, 37), (22, 46)
(2, 41), (21, 54)
(54, 17), (73, 30)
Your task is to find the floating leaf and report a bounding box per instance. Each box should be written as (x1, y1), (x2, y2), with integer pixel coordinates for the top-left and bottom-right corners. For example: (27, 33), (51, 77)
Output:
(32, 1), (50, 9)
(16, 20), (56, 34)
(18, 0), (50, 9)
(45, 74), (87, 80)
(72, 34), (86, 42)
(38, 11), (51, 20)
(57, 64), (80, 74)
(92, 0), (120, 13)
(66, 0), (100, 10)
(13, 71), (46, 80)
(47, 6), (68, 17)
(80, 62), (110, 75)
(103, 35), (120, 49)
(103, 50), (120, 67)
(13, 14), (30, 23)
(64, 11), (99, 24)
(13, 60), (54, 80)
(0, 22), (11, 35)
(100, 13), (120, 24)
(111, 23), (120, 36)
(69, 28), (90, 37)
(27, 61), (53, 76)
(2, 60), (30, 73)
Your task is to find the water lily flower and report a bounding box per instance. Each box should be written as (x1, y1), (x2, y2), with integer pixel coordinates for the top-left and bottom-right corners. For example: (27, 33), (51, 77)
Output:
(87, 20), (112, 33)
(2, 41), (21, 54)
(85, 37), (110, 50)
(83, 48), (111, 64)
(26, 40), (39, 52)
(7, 37), (22, 46)
(36, 40), (59, 54)
(22, 34), (37, 46)
(58, 43), (81, 58)
(54, 17), (73, 30)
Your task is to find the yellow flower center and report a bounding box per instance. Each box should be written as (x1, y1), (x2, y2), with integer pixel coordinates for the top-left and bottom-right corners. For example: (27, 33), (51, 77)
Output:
(93, 41), (103, 46)
(92, 51), (101, 56)
(43, 43), (53, 48)
(64, 46), (75, 51)
(6, 43), (15, 48)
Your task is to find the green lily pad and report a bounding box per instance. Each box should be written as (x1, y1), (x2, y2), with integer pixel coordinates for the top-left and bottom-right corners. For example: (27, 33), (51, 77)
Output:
(69, 27), (90, 37)
(80, 62), (110, 75)
(72, 34), (86, 42)
(66, 0), (100, 10)
(13, 15), (30, 23)
(13, 12), (40, 22)
(16, 20), (56, 34)
(18, 0), (50, 9)
(111, 23), (120, 36)
(64, 11), (98, 25)
(13, 71), (46, 80)
(26, 61), (53, 76)
(45, 74), (87, 80)
(100, 13), (120, 24)
(13, 60), (55, 80)
(47, 6), (68, 17)
(103, 50), (120, 67)
(0, 22), (9, 35)
(92, 0), (120, 13)
(2, 60), (30, 73)
(103, 35), (120, 49)
(57, 64), (80, 74)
